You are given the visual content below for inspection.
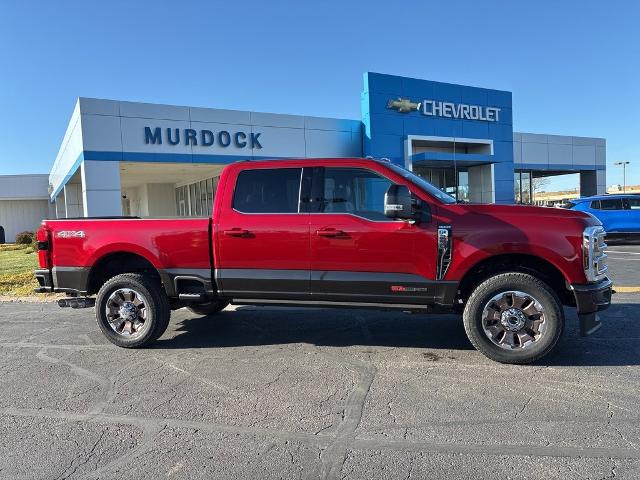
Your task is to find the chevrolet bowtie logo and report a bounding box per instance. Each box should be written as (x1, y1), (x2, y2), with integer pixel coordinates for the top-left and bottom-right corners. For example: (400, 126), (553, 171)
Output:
(387, 97), (421, 113)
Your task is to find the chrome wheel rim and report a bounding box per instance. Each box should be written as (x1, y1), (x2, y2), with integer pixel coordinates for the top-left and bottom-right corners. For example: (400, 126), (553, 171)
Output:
(105, 288), (150, 337)
(481, 290), (546, 350)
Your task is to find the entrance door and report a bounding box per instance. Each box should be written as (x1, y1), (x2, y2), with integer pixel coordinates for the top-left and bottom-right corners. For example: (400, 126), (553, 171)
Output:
(309, 166), (439, 304)
(216, 166), (310, 299)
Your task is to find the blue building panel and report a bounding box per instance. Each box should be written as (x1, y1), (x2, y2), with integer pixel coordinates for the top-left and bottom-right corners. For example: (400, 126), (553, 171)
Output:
(432, 83), (464, 104)
(401, 77), (435, 98)
(403, 116), (435, 137)
(462, 121), (489, 139)
(488, 122), (514, 142)
(369, 134), (404, 159)
(362, 72), (515, 203)
(428, 117), (464, 138)
(498, 107), (513, 125)
(369, 113), (404, 136)
(364, 72), (404, 95)
(494, 162), (517, 182)
(461, 87), (489, 106)
(487, 89), (513, 108)
(495, 179), (516, 203)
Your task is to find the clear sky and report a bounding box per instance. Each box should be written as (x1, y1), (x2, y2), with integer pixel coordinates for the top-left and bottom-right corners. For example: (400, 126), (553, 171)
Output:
(0, 0), (638, 191)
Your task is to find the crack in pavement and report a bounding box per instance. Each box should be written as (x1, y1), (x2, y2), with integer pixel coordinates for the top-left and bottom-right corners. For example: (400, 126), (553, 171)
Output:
(53, 428), (106, 480)
(1, 342), (111, 351)
(515, 395), (533, 419)
(35, 348), (116, 415)
(4, 405), (640, 471)
(77, 423), (166, 480)
(314, 355), (377, 480)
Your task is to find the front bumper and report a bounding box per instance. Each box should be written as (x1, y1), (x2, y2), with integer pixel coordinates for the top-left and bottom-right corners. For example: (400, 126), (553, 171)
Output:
(572, 277), (613, 336)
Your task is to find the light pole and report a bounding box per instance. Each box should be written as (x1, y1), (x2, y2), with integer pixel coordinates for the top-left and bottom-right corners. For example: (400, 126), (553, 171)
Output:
(614, 161), (630, 193)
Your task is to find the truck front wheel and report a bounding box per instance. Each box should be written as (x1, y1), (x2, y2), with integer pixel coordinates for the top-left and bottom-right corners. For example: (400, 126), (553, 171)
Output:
(463, 272), (564, 364)
(95, 273), (171, 348)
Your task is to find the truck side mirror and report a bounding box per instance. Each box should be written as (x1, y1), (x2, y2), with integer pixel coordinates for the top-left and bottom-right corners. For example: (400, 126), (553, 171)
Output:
(384, 184), (413, 220)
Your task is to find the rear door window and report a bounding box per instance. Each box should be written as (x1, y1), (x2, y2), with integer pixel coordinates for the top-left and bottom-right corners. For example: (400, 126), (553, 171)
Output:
(599, 198), (624, 210)
(589, 200), (601, 210)
(233, 168), (302, 213)
(626, 198), (640, 210)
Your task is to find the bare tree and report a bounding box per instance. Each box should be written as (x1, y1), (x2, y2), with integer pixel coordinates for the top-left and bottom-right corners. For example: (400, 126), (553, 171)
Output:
(532, 176), (551, 193)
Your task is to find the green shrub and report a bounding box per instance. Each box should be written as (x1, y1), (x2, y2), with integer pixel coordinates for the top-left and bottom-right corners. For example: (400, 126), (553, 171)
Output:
(15, 231), (34, 245)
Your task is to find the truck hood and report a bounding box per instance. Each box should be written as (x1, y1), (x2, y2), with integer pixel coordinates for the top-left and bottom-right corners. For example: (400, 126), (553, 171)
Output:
(456, 203), (600, 226)
(435, 203), (598, 283)
(437, 202), (601, 261)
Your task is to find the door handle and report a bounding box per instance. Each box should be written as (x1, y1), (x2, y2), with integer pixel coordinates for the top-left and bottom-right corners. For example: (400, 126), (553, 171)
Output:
(316, 228), (346, 238)
(223, 228), (251, 237)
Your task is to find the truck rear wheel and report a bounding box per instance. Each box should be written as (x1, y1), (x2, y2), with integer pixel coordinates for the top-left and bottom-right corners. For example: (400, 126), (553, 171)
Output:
(463, 272), (564, 364)
(187, 300), (229, 316)
(95, 273), (170, 348)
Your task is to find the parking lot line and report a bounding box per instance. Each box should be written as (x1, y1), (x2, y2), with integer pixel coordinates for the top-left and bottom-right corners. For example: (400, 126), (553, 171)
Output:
(614, 286), (640, 293)
(607, 250), (640, 255)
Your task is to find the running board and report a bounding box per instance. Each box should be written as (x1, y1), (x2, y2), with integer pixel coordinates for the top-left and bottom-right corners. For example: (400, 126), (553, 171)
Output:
(230, 298), (432, 312)
(178, 293), (208, 302)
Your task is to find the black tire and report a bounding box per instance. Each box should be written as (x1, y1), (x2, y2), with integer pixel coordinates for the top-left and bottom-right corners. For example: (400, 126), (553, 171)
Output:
(187, 300), (229, 316)
(463, 272), (564, 364)
(95, 273), (171, 348)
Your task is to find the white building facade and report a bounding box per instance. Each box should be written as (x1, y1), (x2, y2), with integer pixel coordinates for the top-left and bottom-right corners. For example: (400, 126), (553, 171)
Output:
(49, 98), (362, 218)
(0, 174), (54, 242)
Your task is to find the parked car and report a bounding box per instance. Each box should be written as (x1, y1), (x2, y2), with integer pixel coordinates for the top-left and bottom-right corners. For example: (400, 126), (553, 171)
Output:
(34, 158), (611, 364)
(566, 194), (640, 240)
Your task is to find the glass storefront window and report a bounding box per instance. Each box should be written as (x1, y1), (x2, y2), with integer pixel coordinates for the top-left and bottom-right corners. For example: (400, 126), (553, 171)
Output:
(514, 170), (533, 204)
(457, 171), (469, 203)
(413, 166), (467, 202)
(176, 176), (219, 217)
(521, 171), (531, 204)
(189, 184), (196, 216)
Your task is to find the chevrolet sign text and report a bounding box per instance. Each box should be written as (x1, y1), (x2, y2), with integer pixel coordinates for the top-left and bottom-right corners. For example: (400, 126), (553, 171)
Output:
(422, 100), (501, 122)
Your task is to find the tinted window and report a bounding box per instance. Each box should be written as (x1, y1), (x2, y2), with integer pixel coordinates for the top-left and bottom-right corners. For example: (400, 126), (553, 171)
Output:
(627, 198), (640, 209)
(600, 198), (624, 210)
(233, 168), (302, 213)
(590, 200), (601, 210)
(321, 168), (392, 220)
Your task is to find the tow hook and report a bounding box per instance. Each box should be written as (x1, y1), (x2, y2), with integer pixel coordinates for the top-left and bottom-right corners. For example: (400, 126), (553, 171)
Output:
(58, 297), (96, 309)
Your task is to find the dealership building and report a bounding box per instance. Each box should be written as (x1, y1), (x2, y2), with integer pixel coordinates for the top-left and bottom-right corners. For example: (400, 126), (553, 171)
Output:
(6, 73), (609, 228)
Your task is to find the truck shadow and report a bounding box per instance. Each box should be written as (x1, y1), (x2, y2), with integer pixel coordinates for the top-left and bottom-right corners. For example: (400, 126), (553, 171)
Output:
(154, 302), (640, 367)
(157, 307), (474, 351)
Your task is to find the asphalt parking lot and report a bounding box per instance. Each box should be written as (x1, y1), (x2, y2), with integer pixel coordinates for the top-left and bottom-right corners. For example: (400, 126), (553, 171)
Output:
(0, 247), (639, 479)
(603, 243), (640, 288)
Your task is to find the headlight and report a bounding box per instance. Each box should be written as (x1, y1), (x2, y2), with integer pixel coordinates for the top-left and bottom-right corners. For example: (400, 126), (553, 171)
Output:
(583, 225), (608, 282)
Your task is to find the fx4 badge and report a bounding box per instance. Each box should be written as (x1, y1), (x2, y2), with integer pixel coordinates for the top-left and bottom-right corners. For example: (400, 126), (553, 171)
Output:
(56, 231), (86, 239)
(391, 286), (431, 293)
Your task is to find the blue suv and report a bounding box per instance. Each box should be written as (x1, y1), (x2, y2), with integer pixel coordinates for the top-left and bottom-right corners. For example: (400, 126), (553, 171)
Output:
(567, 194), (640, 239)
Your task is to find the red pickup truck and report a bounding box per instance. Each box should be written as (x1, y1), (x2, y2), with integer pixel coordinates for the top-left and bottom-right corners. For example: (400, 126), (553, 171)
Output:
(34, 158), (612, 364)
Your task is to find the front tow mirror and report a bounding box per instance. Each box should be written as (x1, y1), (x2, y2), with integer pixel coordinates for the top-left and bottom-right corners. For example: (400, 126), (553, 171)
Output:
(384, 184), (413, 220)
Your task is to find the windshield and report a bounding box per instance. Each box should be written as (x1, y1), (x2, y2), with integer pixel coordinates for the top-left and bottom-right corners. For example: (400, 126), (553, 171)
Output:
(384, 162), (457, 204)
